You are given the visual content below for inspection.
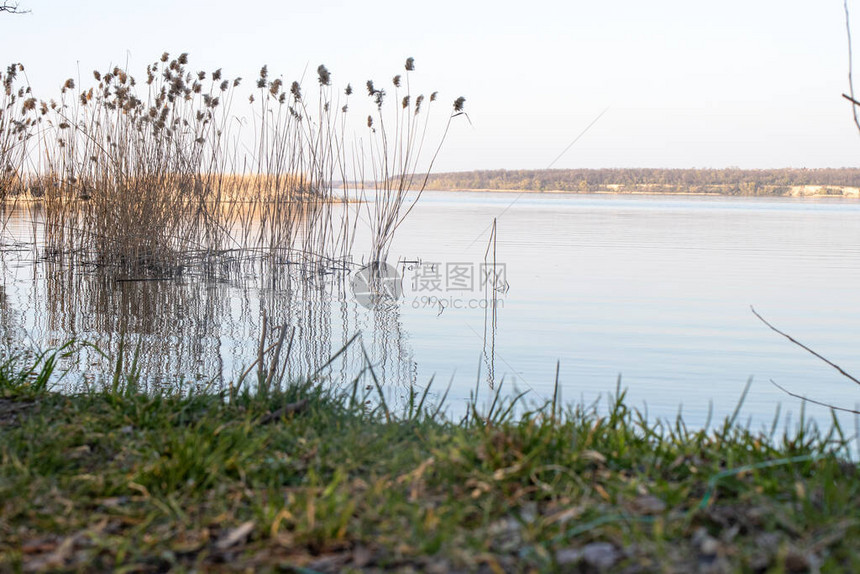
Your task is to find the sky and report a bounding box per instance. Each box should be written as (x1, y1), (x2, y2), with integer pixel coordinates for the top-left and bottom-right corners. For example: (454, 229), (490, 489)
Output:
(2, 0), (860, 172)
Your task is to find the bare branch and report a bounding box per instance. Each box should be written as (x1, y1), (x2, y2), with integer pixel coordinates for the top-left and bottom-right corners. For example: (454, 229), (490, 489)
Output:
(770, 380), (860, 414)
(0, 1), (28, 13)
(843, 93), (860, 107)
(751, 305), (860, 387)
(846, 0), (860, 132)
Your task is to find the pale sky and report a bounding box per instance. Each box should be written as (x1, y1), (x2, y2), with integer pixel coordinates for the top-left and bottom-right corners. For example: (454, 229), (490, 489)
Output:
(2, 0), (859, 172)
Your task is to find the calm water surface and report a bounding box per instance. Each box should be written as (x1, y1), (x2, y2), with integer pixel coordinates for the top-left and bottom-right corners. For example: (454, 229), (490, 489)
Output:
(3, 192), (860, 433)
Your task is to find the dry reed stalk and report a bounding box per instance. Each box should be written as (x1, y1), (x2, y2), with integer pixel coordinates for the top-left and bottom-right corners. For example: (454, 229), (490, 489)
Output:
(1, 53), (464, 278)
(0, 63), (39, 205)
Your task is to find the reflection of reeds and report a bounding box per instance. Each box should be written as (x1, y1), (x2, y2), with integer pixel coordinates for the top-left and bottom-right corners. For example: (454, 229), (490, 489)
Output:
(0, 53), (465, 273)
(29, 249), (417, 392)
(482, 218), (499, 390)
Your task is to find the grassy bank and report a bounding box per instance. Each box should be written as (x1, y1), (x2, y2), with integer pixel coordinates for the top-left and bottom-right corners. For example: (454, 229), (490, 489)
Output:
(1, 349), (858, 573)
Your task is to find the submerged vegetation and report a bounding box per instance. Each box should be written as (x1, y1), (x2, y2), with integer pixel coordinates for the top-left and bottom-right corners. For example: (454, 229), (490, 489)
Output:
(0, 345), (858, 572)
(0, 54), (466, 274)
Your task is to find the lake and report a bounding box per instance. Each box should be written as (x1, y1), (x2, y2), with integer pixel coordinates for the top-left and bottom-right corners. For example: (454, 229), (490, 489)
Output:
(2, 192), (860, 435)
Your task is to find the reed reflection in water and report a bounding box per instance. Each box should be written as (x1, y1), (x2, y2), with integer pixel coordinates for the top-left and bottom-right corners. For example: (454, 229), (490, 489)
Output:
(1, 204), (420, 394)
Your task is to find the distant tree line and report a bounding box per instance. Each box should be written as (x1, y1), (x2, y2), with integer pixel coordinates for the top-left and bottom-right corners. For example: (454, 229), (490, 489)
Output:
(423, 168), (860, 196)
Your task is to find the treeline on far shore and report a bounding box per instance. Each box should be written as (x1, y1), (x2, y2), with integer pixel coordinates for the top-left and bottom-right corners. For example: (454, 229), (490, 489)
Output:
(423, 168), (860, 196)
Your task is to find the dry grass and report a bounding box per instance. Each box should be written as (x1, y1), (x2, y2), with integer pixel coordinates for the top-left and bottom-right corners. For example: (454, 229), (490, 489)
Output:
(1, 53), (465, 275)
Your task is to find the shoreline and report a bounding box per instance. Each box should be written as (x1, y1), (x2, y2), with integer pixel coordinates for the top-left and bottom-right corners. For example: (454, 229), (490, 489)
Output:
(423, 187), (860, 198)
(6, 188), (860, 207)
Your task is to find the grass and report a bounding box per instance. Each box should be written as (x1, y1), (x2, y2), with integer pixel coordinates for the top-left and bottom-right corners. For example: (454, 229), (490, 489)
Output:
(0, 346), (858, 572)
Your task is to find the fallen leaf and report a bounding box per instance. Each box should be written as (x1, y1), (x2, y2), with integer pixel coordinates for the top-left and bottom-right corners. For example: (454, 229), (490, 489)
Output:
(215, 520), (255, 550)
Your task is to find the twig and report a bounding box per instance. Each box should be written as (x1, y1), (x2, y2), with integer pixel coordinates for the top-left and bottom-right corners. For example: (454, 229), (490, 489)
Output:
(751, 306), (860, 387)
(0, 1), (28, 13)
(842, 93), (860, 107)
(769, 380), (860, 414)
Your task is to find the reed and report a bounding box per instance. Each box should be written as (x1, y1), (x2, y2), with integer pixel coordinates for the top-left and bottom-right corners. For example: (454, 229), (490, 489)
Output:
(0, 63), (39, 202)
(0, 53), (465, 276)
(39, 55), (241, 274)
(361, 60), (467, 262)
